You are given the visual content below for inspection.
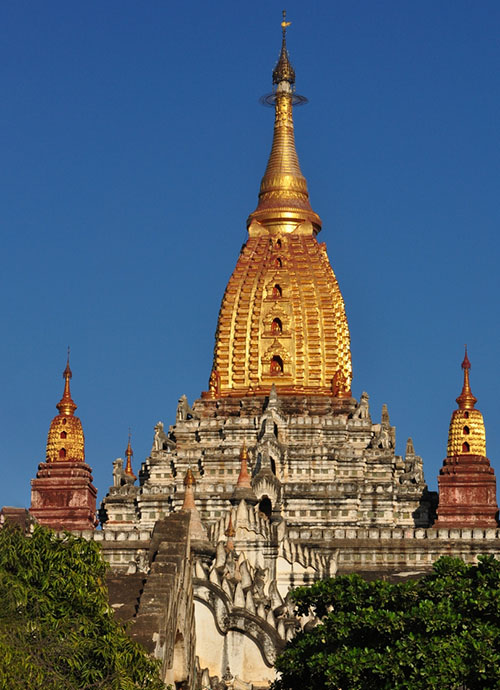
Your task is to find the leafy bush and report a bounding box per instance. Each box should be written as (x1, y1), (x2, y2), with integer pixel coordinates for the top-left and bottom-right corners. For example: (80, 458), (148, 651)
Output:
(0, 524), (164, 690)
(273, 556), (500, 690)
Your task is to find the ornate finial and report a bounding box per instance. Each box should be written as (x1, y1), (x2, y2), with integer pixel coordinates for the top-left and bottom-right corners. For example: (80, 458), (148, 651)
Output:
(56, 349), (77, 416)
(456, 345), (477, 410)
(249, 10), (321, 232)
(281, 10), (292, 35)
(273, 10), (295, 86)
(184, 467), (196, 487)
(124, 430), (136, 478)
(462, 344), (471, 370)
(64, 346), (71, 378)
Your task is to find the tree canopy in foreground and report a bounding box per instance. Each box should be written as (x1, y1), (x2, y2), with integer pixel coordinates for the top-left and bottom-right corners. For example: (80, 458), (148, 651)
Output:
(273, 556), (500, 690)
(0, 524), (164, 690)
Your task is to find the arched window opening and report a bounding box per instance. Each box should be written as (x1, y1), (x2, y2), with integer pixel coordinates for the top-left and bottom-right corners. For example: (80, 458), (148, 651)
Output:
(462, 441), (470, 453)
(259, 496), (272, 519)
(276, 239), (282, 248)
(270, 355), (284, 374)
(464, 411), (469, 418)
(463, 426), (470, 435)
(60, 431), (67, 439)
(270, 456), (276, 475)
(272, 284), (282, 298)
(275, 257), (282, 268)
(59, 448), (66, 459)
(62, 418), (67, 425)
(271, 318), (283, 334)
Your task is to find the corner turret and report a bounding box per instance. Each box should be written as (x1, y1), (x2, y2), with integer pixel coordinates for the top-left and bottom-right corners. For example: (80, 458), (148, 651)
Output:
(30, 354), (97, 530)
(434, 348), (498, 528)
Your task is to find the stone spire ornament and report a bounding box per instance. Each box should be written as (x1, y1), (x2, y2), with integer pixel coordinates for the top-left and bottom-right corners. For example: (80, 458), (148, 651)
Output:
(434, 347), (498, 528)
(231, 443), (258, 505)
(182, 467), (213, 555)
(225, 514), (236, 552)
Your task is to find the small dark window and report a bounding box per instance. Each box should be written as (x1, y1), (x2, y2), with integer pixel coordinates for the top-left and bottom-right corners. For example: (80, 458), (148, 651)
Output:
(464, 411), (469, 418)
(270, 355), (284, 374)
(62, 418), (67, 425)
(271, 318), (283, 334)
(463, 426), (470, 435)
(259, 496), (272, 519)
(272, 284), (282, 298)
(275, 257), (282, 268)
(60, 431), (67, 439)
(276, 239), (282, 248)
(59, 448), (66, 459)
(462, 442), (470, 453)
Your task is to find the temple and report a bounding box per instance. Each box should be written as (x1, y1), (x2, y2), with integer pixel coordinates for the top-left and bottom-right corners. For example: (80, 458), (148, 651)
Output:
(11, 15), (500, 690)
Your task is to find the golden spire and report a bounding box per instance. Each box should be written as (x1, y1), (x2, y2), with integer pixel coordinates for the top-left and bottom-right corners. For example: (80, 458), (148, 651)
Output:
(207, 14), (352, 398)
(248, 12), (321, 232)
(181, 467), (212, 547)
(46, 352), (85, 462)
(56, 348), (77, 416)
(456, 345), (477, 410)
(447, 347), (486, 457)
(124, 431), (136, 479)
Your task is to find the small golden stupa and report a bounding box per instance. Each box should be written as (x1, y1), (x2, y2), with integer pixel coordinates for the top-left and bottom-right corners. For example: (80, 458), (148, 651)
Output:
(46, 351), (85, 463)
(447, 346), (486, 457)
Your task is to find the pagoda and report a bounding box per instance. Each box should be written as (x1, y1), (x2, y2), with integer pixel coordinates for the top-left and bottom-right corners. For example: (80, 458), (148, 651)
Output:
(30, 354), (97, 530)
(434, 349), (498, 528)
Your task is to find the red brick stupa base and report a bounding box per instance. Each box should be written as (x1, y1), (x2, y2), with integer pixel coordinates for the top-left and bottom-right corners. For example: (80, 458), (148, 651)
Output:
(434, 454), (498, 528)
(30, 461), (97, 531)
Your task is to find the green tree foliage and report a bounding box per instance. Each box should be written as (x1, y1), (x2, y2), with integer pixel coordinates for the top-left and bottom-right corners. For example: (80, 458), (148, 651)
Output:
(273, 556), (500, 690)
(0, 524), (164, 690)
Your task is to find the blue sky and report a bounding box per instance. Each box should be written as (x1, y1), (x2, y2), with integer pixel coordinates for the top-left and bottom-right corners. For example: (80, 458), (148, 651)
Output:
(1, 1), (499, 509)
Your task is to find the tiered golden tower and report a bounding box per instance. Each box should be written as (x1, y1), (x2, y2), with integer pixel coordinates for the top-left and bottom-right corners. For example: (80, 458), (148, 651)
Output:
(45, 353), (85, 463)
(31, 355), (97, 531)
(435, 348), (497, 528)
(447, 347), (486, 457)
(206, 17), (352, 398)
